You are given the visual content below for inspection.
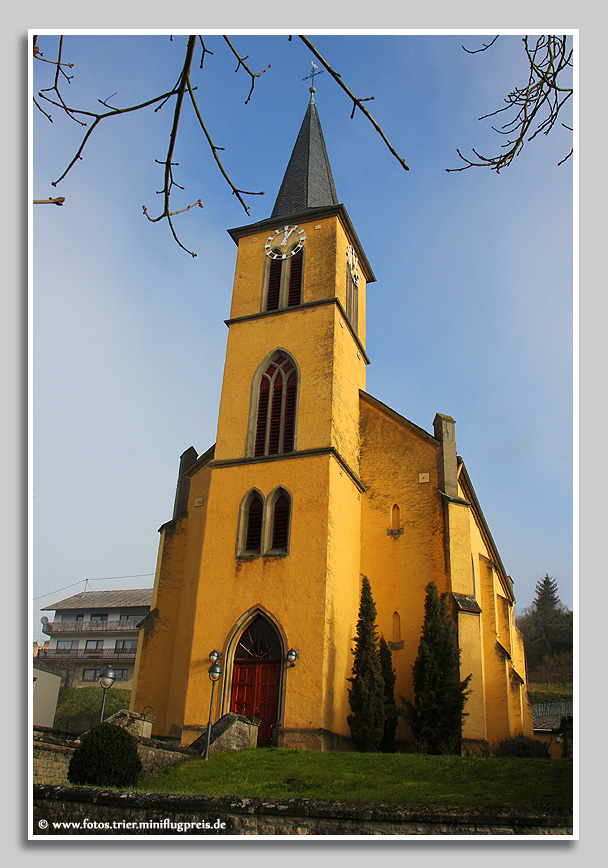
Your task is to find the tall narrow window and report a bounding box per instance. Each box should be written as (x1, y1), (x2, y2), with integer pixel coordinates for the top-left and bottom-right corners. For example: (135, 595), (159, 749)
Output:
(392, 611), (401, 644)
(391, 504), (400, 532)
(245, 494), (263, 553)
(253, 354), (298, 457)
(271, 492), (291, 551)
(266, 254), (282, 311)
(263, 244), (305, 311)
(346, 268), (359, 334)
(287, 248), (303, 307)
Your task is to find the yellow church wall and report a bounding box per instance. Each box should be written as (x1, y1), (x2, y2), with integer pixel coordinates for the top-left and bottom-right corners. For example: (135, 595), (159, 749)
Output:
(320, 458), (364, 738)
(130, 462), (213, 737)
(178, 455), (338, 740)
(358, 395), (447, 742)
(214, 306), (334, 462)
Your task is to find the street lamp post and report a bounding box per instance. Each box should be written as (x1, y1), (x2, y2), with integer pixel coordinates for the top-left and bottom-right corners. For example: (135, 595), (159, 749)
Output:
(204, 651), (222, 760)
(98, 664), (116, 722)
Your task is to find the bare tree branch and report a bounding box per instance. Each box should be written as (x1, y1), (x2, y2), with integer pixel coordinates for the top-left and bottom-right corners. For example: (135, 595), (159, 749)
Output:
(33, 197), (66, 206)
(447, 35), (573, 173)
(185, 72), (264, 214)
(222, 35), (271, 104)
(296, 34), (409, 172)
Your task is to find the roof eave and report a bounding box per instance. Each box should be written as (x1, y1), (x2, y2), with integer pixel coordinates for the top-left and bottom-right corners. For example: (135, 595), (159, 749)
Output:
(228, 203), (376, 284)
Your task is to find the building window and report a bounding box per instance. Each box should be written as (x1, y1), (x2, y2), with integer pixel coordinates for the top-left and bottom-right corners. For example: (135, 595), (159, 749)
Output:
(235, 615), (282, 660)
(270, 489), (291, 552)
(253, 353), (298, 457)
(113, 669), (129, 681)
(264, 247), (304, 312)
(56, 640), (74, 650)
(244, 492), (264, 554)
(115, 639), (138, 651)
(346, 268), (358, 334)
(82, 669), (100, 682)
(90, 613), (108, 622)
(392, 611), (401, 644)
(237, 487), (293, 557)
(85, 640), (103, 653)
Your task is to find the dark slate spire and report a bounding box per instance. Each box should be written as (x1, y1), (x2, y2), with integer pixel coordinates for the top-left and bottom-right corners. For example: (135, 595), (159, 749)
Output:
(271, 91), (339, 219)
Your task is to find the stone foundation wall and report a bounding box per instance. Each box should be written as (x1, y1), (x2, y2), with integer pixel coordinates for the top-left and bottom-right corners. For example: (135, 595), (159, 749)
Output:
(32, 786), (573, 836)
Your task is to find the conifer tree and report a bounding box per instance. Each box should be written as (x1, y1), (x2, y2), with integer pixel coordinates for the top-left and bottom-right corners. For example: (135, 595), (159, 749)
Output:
(516, 574), (572, 672)
(347, 576), (385, 752)
(401, 582), (471, 754)
(378, 636), (399, 752)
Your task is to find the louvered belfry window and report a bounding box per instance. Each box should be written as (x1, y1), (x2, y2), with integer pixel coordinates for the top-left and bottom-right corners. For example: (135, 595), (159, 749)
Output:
(266, 254), (282, 311)
(254, 355), (297, 457)
(287, 248), (303, 307)
(272, 493), (290, 550)
(245, 494), (263, 552)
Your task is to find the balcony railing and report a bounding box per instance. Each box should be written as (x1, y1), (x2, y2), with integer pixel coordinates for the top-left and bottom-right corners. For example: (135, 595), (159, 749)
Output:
(41, 619), (142, 636)
(37, 648), (138, 660)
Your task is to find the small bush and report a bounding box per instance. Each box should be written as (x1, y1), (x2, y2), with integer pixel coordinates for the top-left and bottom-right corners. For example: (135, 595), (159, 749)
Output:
(68, 722), (142, 787)
(493, 736), (551, 759)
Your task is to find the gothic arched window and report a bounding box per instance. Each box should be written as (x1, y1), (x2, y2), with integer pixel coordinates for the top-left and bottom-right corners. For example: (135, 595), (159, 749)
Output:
(244, 492), (263, 554)
(269, 488), (291, 552)
(253, 354), (298, 457)
(235, 615), (282, 660)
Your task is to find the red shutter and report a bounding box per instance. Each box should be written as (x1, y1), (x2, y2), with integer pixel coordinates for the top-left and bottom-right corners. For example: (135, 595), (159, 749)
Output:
(272, 494), (290, 550)
(268, 375), (283, 454)
(287, 249), (303, 307)
(282, 371), (297, 452)
(246, 496), (263, 552)
(266, 258), (282, 311)
(254, 377), (270, 456)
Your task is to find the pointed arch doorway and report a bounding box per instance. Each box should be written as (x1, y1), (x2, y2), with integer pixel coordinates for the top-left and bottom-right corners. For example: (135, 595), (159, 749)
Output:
(230, 615), (282, 746)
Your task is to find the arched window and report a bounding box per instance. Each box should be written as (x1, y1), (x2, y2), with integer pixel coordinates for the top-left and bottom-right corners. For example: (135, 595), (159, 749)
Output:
(392, 611), (401, 644)
(235, 615), (282, 661)
(346, 267), (359, 334)
(237, 487), (293, 557)
(266, 253), (282, 311)
(287, 248), (303, 307)
(253, 354), (298, 457)
(269, 489), (291, 552)
(263, 246), (304, 312)
(391, 504), (400, 532)
(244, 492), (263, 553)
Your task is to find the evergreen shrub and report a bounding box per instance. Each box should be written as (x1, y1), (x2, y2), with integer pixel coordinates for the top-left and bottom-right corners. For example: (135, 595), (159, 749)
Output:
(68, 722), (142, 787)
(493, 736), (551, 759)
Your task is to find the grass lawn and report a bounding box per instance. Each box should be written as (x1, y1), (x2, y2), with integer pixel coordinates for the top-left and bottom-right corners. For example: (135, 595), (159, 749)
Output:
(137, 749), (573, 809)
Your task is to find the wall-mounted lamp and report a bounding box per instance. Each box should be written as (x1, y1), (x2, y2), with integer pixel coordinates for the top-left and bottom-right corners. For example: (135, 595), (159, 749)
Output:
(286, 649), (299, 667)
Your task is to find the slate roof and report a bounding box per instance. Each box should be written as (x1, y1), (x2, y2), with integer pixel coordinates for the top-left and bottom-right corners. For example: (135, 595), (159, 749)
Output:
(271, 93), (339, 219)
(41, 588), (153, 612)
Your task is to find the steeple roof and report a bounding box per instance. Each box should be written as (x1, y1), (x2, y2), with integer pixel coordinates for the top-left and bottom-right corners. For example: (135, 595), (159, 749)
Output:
(271, 92), (339, 219)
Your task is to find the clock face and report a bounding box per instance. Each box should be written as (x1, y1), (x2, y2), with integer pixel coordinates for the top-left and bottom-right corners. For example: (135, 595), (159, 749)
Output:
(265, 225), (306, 259)
(346, 244), (361, 286)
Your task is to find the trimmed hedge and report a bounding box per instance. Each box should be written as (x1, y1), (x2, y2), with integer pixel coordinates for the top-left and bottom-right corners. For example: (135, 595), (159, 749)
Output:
(68, 722), (142, 787)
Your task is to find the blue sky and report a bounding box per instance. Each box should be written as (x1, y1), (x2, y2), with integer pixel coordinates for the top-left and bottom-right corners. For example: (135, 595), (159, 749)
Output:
(31, 32), (574, 641)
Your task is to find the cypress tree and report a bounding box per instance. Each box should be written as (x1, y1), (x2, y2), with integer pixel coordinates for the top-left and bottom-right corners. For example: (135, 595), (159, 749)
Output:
(378, 636), (399, 752)
(347, 576), (385, 752)
(401, 582), (471, 754)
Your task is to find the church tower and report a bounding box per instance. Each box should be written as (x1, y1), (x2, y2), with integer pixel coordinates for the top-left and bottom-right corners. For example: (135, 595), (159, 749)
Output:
(131, 89), (532, 750)
(132, 90), (376, 749)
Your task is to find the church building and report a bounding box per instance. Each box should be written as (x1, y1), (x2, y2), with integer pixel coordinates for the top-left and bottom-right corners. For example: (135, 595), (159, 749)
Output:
(131, 89), (533, 750)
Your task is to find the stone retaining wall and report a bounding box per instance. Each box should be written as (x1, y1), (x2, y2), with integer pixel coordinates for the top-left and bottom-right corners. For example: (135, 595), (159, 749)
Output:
(33, 786), (573, 836)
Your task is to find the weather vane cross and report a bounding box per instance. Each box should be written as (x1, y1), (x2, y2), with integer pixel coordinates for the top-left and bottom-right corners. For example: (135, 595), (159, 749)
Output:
(302, 60), (324, 91)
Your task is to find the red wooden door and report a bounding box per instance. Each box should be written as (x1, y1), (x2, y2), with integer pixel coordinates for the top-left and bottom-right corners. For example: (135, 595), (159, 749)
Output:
(231, 661), (280, 746)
